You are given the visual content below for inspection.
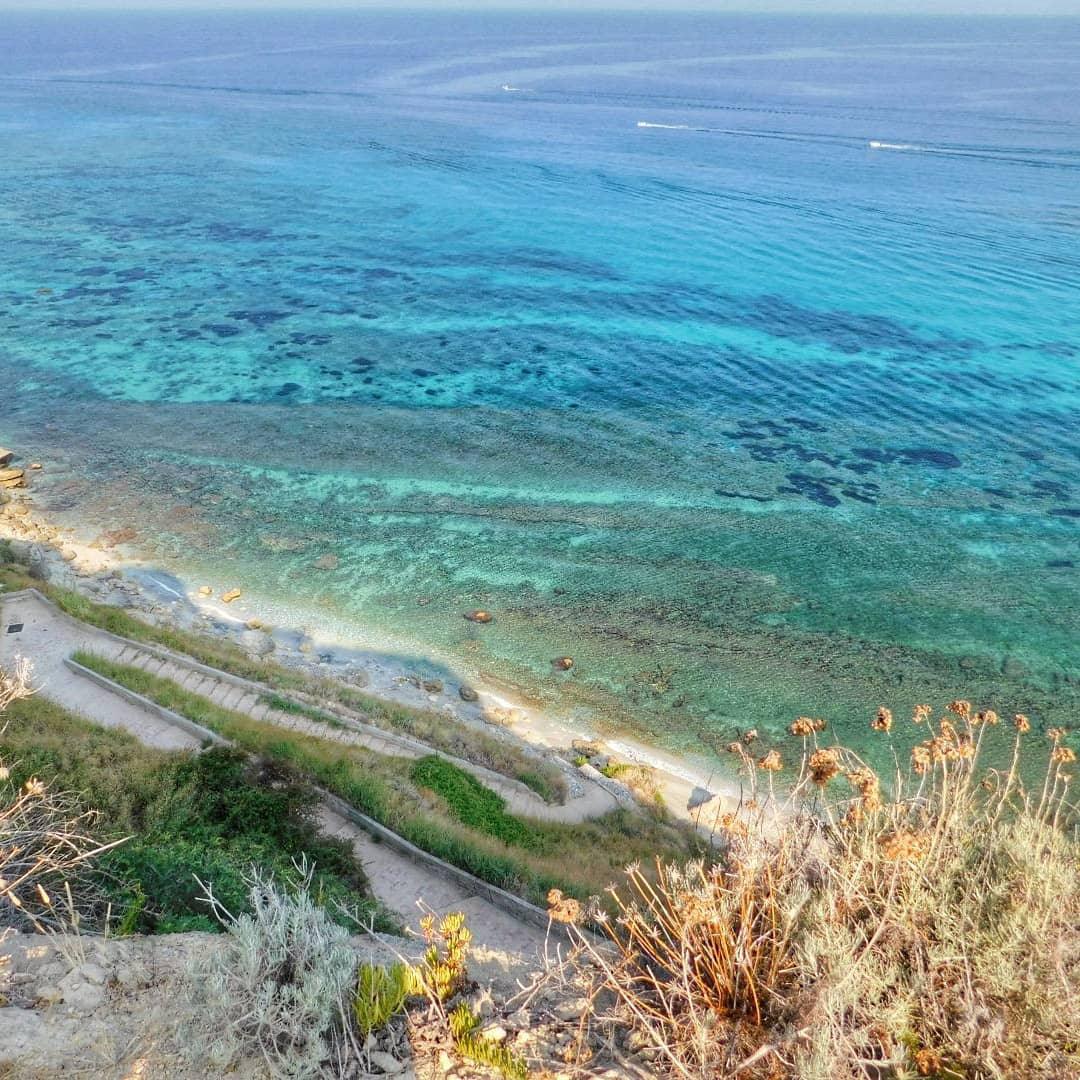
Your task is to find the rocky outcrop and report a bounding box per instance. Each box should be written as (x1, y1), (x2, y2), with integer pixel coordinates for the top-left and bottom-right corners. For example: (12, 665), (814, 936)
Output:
(0, 929), (224, 1077)
(0, 928), (654, 1080)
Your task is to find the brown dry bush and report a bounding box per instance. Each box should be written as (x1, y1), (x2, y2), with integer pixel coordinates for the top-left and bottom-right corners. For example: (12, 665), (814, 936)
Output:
(565, 703), (1079, 1080)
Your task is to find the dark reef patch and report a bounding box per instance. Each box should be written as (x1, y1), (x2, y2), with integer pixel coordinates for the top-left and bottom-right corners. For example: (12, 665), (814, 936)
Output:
(714, 488), (773, 503)
(227, 310), (292, 328)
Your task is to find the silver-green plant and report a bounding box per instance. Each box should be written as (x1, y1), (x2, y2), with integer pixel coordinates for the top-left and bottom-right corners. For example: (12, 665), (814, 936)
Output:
(183, 858), (359, 1079)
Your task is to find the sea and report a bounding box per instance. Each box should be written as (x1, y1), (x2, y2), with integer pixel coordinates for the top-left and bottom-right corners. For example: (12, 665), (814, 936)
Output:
(2, 9), (1078, 765)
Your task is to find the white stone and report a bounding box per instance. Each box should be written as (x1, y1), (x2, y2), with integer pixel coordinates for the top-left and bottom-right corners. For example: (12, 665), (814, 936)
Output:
(369, 1049), (406, 1074)
(0, 1008), (46, 1055)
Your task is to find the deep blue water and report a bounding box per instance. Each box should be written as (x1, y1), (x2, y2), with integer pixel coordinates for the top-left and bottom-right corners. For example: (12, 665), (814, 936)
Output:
(2, 11), (1078, 756)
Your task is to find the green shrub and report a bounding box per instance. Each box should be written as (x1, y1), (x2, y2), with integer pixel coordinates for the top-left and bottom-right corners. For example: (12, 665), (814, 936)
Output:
(0, 698), (390, 934)
(411, 755), (549, 851)
(71, 651), (700, 907)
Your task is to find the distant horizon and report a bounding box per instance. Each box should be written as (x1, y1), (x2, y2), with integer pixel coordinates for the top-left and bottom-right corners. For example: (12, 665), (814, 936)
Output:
(4, 1), (1080, 16)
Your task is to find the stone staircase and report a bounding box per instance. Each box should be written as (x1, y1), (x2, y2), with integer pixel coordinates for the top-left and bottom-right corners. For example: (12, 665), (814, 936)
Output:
(103, 641), (617, 821)
(112, 642), (447, 755)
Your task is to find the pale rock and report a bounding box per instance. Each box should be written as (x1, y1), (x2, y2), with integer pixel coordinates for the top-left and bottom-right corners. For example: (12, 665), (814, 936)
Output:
(369, 1049), (406, 1074)
(35, 985), (64, 1005)
(75, 962), (107, 985)
(240, 629), (274, 657)
(61, 980), (105, 1011)
(480, 1024), (507, 1043)
(467, 988), (494, 1019)
(0, 1007), (46, 1054)
(552, 997), (589, 1022)
(221, 588), (242, 603)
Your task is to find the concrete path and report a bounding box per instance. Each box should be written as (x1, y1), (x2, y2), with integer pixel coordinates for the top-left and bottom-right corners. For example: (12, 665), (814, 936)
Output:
(317, 807), (550, 980)
(0, 589), (549, 979)
(0, 592), (198, 752)
(0, 590), (618, 823)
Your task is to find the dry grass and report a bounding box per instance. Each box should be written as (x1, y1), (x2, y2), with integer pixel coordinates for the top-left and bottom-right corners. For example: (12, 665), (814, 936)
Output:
(561, 702), (1079, 1080)
(0, 659), (125, 934)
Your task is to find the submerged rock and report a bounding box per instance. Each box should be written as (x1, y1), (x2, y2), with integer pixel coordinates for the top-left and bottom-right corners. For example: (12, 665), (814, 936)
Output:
(0, 468), (26, 489)
(221, 588), (242, 603)
(464, 609), (494, 624)
(553, 656), (574, 671)
(0, 448), (13, 466)
(312, 553), (340, 570)
(458, 685), (479, 702)
(100, 526), (138, 548)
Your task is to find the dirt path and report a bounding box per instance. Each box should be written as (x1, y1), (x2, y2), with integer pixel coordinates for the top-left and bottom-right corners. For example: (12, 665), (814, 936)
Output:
(0, 589), (550, 978)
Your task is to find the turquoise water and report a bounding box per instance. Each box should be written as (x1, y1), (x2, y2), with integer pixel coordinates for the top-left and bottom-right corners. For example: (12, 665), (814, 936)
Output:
(2, 11), (1078, 757)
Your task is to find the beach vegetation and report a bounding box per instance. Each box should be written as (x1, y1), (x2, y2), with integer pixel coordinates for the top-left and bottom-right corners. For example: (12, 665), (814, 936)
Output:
(183, 861), (361, 1079)
(353, 961), (416, 1037)
(410, 754), (556, 852)
(0, 555), (566, 802)
(0, 658), (121, 934)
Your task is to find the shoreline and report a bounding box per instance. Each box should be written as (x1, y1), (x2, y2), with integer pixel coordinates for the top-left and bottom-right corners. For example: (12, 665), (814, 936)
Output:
(0, 457), (744, 829)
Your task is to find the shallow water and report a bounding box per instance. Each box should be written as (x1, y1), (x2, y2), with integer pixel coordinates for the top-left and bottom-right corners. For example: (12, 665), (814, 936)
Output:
(2, 11), (1079, 761)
